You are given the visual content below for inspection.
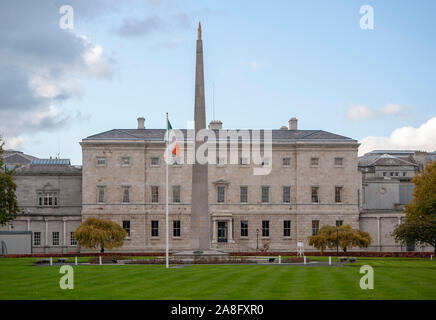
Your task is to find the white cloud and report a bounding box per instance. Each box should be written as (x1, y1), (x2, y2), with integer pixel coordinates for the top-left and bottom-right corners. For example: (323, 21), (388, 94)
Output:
(3, 137), (23, 150)
(345, 105), (375, 120)
(380, 104), (406, 115)
(244, 60), (270, 72)
(358, 117), (436, 156)
(346, 103), (408, 120)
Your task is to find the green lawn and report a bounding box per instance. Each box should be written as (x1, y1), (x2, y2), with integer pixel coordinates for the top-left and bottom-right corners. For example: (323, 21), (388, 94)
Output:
(0, 257), (435, 299)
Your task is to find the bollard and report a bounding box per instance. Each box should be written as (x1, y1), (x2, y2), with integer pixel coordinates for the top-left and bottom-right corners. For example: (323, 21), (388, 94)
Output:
(431, 255), (433, 261)
(99, 256), (102, 265)
(329, 256), (331, 265)
(279, 256), (281, 264)
(75, 256), (78, 265)
(50, 257), (52, 266)
(304, 256), (306, 265)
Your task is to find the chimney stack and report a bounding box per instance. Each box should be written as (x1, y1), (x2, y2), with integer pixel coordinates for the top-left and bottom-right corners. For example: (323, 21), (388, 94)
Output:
(208, 120), (223, 130)
(137, 117), (145, 129)
(289, 117), (298, 130)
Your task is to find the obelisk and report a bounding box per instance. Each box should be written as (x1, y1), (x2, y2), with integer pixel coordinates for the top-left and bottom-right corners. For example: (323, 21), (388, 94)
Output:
(191, 22), (210, 250)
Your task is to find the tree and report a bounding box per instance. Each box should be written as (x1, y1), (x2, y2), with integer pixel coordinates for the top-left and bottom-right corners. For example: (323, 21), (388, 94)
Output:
(74, 218), (127, 253)
(393, 161), (436, 253)
(308, 225), (371, 254)
(0, 138), (20, 226)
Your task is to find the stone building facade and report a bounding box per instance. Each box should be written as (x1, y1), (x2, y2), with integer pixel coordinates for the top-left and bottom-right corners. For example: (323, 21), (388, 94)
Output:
(0, 159), (82, 253)
(80, 121), (360, 252)
(358, 150), (434, 252)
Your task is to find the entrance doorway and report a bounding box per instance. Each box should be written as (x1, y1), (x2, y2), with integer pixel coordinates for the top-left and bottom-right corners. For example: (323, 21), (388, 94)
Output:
(217, 221), (228, 243)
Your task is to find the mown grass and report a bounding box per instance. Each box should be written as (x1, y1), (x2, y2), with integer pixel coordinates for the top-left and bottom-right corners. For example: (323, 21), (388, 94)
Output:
(0, 257), (435, 300)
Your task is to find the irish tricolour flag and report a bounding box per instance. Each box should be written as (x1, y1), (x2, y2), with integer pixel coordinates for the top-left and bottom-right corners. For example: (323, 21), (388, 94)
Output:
(167, 119), (180, 156)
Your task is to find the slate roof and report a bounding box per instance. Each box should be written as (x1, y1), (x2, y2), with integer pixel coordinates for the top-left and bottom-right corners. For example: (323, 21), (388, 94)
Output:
(3, 152), (38, 166)
(14, 160), (82, 175)
(360, 154), (418, 167)
(84, 129), (355, 142)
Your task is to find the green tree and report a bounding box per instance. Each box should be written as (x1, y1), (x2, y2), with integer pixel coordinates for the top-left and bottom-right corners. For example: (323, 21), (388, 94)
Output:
(393, 161), (436, 253)
(0, 138), (20, 226)
(74, 218), (127, 253)
(308, 225), (337, 254)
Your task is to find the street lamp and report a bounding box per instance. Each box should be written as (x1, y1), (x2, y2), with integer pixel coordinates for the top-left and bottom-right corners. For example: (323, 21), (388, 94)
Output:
(256, 228), (259, 251)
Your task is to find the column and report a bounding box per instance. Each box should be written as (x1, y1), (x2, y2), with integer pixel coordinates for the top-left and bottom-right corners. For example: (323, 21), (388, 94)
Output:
(212, 218), (217, 243)
(45, 219), (49, 252)
(26, 219), (30, 231)
(228, 218), (234, 243)
(376, 217), (381, 252)
(63, 219), (67, 246)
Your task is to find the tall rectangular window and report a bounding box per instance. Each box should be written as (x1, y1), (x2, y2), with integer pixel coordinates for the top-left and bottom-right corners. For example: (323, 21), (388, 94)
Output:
(122, 186), (130, 203)
(261, 186), (269, 203)
(312, 220), (319, 236)
(217, 186), (225, 203)
(283, 186), (291, 203)
(241, 220), (248, 237)
(97, 186), (105, 203)
(52, 232), (59, 246)
(336, 220), (343, 227)
(240, 186), (248, 203)
(70, 232), (77, 245)
(173, 186), (181, 203)
(123, 220), (130, 237)
(282, 157), (291, 167)
(239, 157), (249, 165)
(283, 220), (291, 237)
(335, 186), (343, 203)
(310, 157), (319, 166)
(33, 232), (41, 246)
(151, 186), (159, 203)
(173, 220), (181, 237)
(311, 187), (319, 203)
(262, 220), (269, 237)
(151, 220), (159, 237)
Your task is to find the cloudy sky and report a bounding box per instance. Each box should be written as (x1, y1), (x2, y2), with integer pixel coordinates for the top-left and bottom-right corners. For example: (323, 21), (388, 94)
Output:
(0, 0), (435, 164)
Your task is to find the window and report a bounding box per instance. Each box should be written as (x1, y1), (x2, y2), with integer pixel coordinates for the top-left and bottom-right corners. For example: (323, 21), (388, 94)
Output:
(241, 220), (248, 237)
(52, 232), (59, 246)
(383, 172), (387, 176)
(334, 157), (343, 166)
(121, 157), (130, 166)
(70, 232), (77, 245)
(97, 157), (106, 166)
(261, 186), (269, 203)
(33, 232), (41, 246)
(97, 186), (105, 203)
(283, 186), (291, 203)
(262, 220), (269, 237)
(310, 157), (319, 166)
(403, 172), (406, 176)
(239, 157), (249, 166)
(311, 187), (319, 203)
(122, 186), (130, 203)
(123, 220), (130, 237)
(283, 157), (291, 167)
(217, 186), (225, 203)
(312, 220), (319, 236)
(283, 220), (291, 237)
(390, 172), (394, 176)
(173, 186), (181, 203)
(151, 157), (159, 166)
(151, 220), (159, 237)
(240, 186), (248, 203)
(173, 220), (181, 237)
(395, 172), (399, 176)
(38, 191), (58, 207)
(335, 186), (343, 203)
(151, 186), (159, 203)
(336, 220), (343, 227)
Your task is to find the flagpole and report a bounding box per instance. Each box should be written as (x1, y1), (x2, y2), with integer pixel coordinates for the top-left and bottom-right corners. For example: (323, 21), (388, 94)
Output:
(165, 112), (169, 269)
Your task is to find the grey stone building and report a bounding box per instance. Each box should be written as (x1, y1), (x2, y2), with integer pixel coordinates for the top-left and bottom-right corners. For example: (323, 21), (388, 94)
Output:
(0, 159), (82, 253)
(358, 150), (434, 252)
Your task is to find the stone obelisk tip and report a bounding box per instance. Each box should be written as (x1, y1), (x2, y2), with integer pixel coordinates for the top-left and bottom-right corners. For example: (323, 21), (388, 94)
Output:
(198, 22), (202, 40)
